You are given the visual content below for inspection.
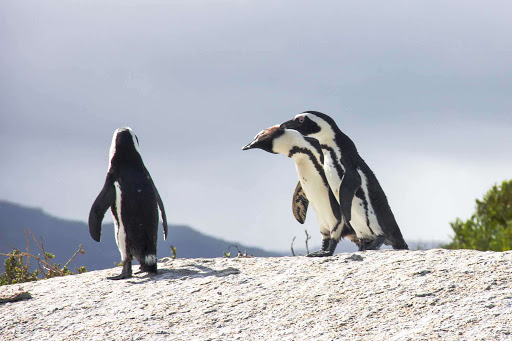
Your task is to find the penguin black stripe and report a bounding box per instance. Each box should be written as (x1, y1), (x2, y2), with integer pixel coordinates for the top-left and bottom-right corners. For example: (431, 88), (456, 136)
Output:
(354, 188), (373, 235)
(320, 144), (345, 180)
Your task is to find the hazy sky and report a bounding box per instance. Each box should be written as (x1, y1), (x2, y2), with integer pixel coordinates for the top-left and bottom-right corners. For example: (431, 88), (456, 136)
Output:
(1, 1), (512, 251)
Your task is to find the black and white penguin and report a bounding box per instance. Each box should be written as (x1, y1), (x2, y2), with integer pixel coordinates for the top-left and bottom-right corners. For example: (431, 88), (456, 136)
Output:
(89, 127), (168, 279)
(281, 111), (408, 251)
(242, 125), (357, 256)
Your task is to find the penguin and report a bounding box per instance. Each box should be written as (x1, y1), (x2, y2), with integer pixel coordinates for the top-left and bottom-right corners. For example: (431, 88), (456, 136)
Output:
(89, 127), (168, 279)
(242, 125), (358, 256)
(281, 111), (408, 251)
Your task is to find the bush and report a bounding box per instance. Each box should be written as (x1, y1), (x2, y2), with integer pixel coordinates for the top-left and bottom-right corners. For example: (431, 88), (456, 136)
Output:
(0, 229), (86, 286)
(443, 179), (512, 251)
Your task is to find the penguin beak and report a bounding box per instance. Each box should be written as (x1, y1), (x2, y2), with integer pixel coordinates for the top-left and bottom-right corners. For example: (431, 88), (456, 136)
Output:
(280, 120), (298, 130)
(242, 140), (257, 151)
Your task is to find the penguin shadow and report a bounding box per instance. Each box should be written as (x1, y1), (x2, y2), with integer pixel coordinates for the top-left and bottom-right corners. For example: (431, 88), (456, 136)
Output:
(125, 264), (241, 284)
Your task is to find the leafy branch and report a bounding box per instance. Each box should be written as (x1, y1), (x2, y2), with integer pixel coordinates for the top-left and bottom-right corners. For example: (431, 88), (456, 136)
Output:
(0, 228), (86, 286)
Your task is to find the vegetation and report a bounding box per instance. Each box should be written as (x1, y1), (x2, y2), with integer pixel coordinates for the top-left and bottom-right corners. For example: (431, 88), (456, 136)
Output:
(223, 245), (254, 258)
(290, 230), (311, 256)
(0, 229), (86, 286)
(170, 245), (177, 259)
(443, 179), (512, 251)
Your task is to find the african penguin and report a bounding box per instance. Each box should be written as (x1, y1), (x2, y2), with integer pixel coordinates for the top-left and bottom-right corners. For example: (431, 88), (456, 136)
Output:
(281, 111), (408, 251)
(242, 125), (357, 257)
(89, 127), (168, 279)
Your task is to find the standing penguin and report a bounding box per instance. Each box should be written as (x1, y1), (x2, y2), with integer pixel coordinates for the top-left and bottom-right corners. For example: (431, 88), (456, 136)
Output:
(242, 125), (357, 256)
(281, 111), (408, 250)
(89, 127), (168, 279)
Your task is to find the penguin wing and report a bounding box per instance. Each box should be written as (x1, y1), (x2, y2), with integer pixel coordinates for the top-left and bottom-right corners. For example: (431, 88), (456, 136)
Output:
(292, 181), (309, 224)
(144, 166), (168, 240)
(155, 189), (168, 240)
(88, 177), (116, 242)
(338, 166), (362, 223)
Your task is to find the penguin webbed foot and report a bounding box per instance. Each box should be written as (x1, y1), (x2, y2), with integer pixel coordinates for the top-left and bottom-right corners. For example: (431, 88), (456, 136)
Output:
(306, 250), (334, 257)
(107, 261), (132, 280)
(134, 269), (158, 275)
(138, 263), (158, 274)
(306, 239), (338, 257)
(358, 236), (385, 251)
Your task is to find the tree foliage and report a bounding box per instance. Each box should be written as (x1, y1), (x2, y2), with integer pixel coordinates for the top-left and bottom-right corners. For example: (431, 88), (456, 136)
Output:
(444, 179), (512, 251)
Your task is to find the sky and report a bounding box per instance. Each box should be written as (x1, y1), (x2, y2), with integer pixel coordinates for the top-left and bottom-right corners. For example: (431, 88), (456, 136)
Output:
(1, 0), (512, 252)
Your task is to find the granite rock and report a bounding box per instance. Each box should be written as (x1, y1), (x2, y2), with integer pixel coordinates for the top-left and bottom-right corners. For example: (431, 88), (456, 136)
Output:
(1, 249), (511, 340)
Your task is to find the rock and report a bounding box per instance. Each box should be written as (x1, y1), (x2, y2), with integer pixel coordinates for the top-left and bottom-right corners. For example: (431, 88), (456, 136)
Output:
(345, 254), (364, 262)
(0, 249), (511, 340)
(0, 287), (32, 304)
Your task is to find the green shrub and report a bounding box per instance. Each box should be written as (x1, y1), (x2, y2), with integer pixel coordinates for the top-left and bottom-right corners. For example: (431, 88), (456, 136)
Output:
(0, 229), (86, 286)
(443, 179), (512, 251)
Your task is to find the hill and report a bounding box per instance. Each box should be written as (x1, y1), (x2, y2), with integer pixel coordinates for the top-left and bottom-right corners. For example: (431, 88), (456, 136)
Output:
(0, 201), (281, 271)
(1, 249), (511, 340)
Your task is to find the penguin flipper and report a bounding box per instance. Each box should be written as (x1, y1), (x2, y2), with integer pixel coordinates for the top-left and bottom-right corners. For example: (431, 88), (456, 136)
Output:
(144, 166), (168, 240)
(88, 177), (115, 242)
(328, 188), (341, 222)
(292, 181), (309, 224)
(338, 167), (362, 223)
(156, 189), (168, 240)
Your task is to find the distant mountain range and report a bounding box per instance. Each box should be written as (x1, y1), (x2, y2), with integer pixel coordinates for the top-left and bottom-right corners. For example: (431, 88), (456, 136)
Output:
(0, 201), (282, 271)
(0, 201), (442, 272)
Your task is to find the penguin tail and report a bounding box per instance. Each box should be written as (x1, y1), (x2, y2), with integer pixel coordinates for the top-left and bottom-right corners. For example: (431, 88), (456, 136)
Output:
(140, 254), (158, 273)
(390, 238), (409, 250)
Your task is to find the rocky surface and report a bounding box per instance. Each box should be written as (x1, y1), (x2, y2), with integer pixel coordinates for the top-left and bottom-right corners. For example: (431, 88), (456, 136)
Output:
(1, 249), (511, 340)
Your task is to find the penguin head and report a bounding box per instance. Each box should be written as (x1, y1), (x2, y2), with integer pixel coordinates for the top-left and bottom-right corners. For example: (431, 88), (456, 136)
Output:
(108, 127), (143, 170)
(242, 125), (285, 154)
(243, 125), (320, 158)
(280, 111), (337, 141)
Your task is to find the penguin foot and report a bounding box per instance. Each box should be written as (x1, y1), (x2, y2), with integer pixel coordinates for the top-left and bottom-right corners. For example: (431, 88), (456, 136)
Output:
(358, 238), (372, 251)
(107, 273), (132, 280)
(306, 250), (334, 257)
(321, 238), (332, 251)
(367, 235), (385, 250)
(134, 269), (158, 275)
(358, 236), (385, 251)
(107, 261), (132, 280)
(307, 239), (338, 257)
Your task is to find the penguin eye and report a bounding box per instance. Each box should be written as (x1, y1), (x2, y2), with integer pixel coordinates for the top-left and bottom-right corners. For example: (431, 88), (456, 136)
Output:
(297, 116), (305, 123)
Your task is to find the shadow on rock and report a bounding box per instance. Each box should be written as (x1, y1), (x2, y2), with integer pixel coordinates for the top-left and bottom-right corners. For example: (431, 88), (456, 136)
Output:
(126, 264), (241, 283)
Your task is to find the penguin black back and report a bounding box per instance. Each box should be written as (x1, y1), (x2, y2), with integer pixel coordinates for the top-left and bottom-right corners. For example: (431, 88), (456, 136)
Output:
(89, 127), (168, 280)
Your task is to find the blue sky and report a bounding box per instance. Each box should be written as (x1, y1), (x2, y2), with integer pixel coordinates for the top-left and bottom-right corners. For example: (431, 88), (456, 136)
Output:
(1, 1), (512, 251)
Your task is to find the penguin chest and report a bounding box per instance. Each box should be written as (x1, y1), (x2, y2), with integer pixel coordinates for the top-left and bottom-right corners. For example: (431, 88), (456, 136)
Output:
(295, 163), (336, 227)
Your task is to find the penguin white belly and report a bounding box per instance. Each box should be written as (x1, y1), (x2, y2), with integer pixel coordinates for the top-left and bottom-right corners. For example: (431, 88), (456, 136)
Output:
(113, 181), (128, 260)
(295, 162), (337, 234)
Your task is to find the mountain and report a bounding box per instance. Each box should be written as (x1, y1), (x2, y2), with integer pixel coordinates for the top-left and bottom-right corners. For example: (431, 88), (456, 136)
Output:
(0, 201), (441, 273)
(0, 201), (282, 271)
